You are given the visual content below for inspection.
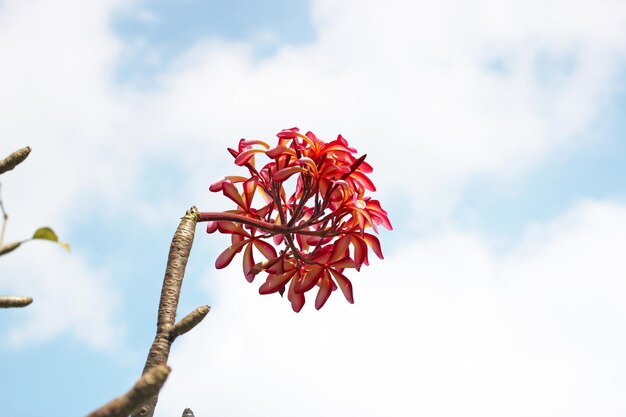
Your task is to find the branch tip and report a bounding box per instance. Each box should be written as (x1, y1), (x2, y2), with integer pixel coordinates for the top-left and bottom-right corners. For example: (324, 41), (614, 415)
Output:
(185, 206), (199, 220)
(171, 305), (211, 341)
(0, 241), (22, 256)
(0, 146), (32, 175)
(0, 296), (33, 308)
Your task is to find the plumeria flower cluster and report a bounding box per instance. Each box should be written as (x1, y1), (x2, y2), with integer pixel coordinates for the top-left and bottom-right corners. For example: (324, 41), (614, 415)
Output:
(202, 128), (391, 312)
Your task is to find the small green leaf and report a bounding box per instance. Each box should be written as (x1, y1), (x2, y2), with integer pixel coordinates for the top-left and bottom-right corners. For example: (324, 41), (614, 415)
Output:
(32, 226), (58, 241)
(32, 227), (70, 252)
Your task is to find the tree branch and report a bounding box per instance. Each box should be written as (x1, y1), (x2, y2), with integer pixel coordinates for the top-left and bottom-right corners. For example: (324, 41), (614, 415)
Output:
(170, 305), (210, 342)
(86, 365), (170, 417)
(0, 146), (31, 175)
(131, 207), (200, 417)
(0, 149), (33, 307)
(0, 296), (33, 308)
(86, 207), (209, 417)
(0, 241), (22, 256)
(1, 182), (8, 245)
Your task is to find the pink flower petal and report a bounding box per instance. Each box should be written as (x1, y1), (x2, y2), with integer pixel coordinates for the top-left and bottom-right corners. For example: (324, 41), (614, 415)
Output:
(335, 134), (357, 152)
(266, 145), (297, 159)
(206, 221), (218, 234)
(253, 203), (272, 218)
(242, 178), (257, 209)
(291, 294), (305, 312)
(217, 221), (250, 237)
(315, 273), (332, 310)
(259, 269), (297, 294)
(222, 181), (246, 209)
(273, 233), (284, 245)
(329, 235), (351, 264)
(287, 271), (305, 312)
(356, 206), (378, 233)
(253, 239), (277, 260)
(234, 148), (265, 166)
(363, 233), (384, 259)
(215, 240), (247, 269)
(273, 166), (306, 182)
(243, 243), (255, 282)
(277, 128), (299, 139)
(295, 266), (323, 293)
(330, 257), (357, 269)
(351, 170), (377, 191)
(240, 139), (270, 149)
(328, 268), (354, 304)
(297, 156), (318, 174)
(350, 234), (369, 270)
(209, 176), (248, 192)
(359, 160), (373, 173)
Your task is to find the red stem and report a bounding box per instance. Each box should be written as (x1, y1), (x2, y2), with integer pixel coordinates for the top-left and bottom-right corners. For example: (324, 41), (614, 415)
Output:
(197, 212), (341, 237)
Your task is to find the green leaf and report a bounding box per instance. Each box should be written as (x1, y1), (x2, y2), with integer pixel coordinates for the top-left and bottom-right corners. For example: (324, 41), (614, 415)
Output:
(32, 227), (70, 252)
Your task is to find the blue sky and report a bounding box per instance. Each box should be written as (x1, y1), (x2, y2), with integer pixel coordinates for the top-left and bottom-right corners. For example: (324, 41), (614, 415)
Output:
(2, 1), (626, 416)
(114, 0), (315, 84)
(458, 84), (626, 249)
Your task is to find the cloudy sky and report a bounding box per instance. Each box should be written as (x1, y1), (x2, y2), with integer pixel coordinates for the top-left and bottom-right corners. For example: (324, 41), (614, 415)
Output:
(2, 0), (626, 415)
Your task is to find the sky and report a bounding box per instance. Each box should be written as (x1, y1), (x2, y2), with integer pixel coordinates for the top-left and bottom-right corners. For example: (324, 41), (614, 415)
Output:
(1, 0), (626, 416)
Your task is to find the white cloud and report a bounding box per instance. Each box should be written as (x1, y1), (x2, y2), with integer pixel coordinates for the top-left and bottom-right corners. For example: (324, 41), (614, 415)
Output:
(2, 0), (625, 223)
(131, 0), (626, 227)
(0, 0), (130, 349)
(1, 243), (123, 350)
(157, 199), (626, 417)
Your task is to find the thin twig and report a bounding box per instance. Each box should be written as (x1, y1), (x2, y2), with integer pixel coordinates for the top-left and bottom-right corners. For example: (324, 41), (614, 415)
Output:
(0, 181), (32, 309)
(0, 296), (33, 308)
(0, 146), (31, 175)
(1, 183), (8, 245)
(86, 365), (171, 417)
(131, 207), (200, 417)
(170, 305), (210, 342)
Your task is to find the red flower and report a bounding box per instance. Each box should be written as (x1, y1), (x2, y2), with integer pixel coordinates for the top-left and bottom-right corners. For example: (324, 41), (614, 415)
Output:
(200, 128), (391, 312)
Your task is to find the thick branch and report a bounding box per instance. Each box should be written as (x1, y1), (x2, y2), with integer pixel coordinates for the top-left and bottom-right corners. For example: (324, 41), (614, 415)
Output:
(170, 305), (210, 341)
(0, 146), (31, 175)
(0, 296), (33, 308)
(131, 207), (199, 417)
(86, 365), (170, 417)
